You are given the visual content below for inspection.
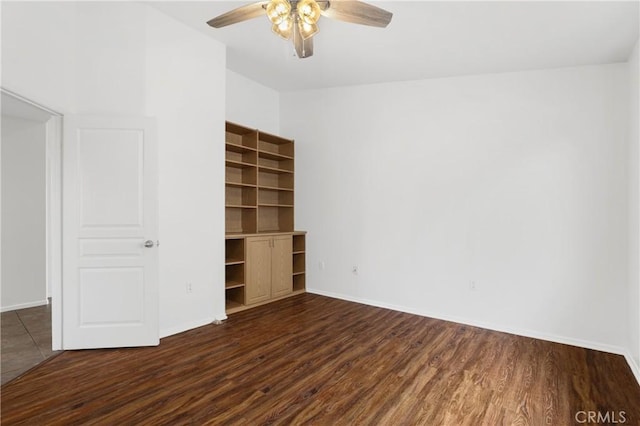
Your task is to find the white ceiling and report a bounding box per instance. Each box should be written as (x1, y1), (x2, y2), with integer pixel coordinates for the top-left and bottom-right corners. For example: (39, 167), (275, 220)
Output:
(152, 1), (640, 91)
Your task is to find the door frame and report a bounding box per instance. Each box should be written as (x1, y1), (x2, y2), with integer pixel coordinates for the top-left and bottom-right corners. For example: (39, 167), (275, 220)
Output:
(1, 87), (63, 350)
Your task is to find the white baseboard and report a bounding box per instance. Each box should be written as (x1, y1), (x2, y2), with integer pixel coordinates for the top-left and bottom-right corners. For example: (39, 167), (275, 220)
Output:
(1, 299), (48, 313)
(159, 312), (227, 339)
(624, 351), (640, 384)
(308, 288), (640, 384)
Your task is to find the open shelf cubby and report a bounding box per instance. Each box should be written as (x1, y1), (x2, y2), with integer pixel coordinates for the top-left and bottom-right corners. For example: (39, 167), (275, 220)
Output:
(225, 264), (245, 288)
(258, 206), (293, 233)
(225, 238), (245, 264)
(258, 188), (294, 206)
(259, 131), (294, 158)
(226, 185), (257, 207)
(293, 274), (306, 292)
(226, 287), (245, 313)
(226, 147), (257, 165)
(258, 169), (293, 191)
(293, 234), (305, 253)
(226, 163), (257, 186)
(226, 122), (258, 149)
(226, 207), (257, 234)
(293, 253), (305, 275)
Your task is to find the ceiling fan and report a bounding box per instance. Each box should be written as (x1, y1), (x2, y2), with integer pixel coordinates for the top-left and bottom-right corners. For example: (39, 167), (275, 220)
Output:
(207, 0), (393, 59)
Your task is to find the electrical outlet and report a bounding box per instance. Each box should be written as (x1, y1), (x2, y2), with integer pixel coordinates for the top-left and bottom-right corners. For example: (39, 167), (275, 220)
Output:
(470, 281), (476, 291)
(352, 266), (358, 275)
(186, 282), (193, 293)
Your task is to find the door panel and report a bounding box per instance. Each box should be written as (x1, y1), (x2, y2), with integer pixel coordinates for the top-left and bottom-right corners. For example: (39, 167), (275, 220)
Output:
(78, 130), (143, 227)
(246, 237), (272, 305)
(62, 116), (158, 349)
(79, 267), (144, 324)
(271, 235), (292, 297)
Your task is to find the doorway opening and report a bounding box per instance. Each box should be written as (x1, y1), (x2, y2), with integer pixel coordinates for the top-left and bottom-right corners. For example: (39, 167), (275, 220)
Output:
(1, 88), (62, 383)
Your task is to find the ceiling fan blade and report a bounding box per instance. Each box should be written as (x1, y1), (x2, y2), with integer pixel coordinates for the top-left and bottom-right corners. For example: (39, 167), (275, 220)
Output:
(293, 30), (314, 59)
(207, 1), (268, 28)
(321, 0), (392, 28)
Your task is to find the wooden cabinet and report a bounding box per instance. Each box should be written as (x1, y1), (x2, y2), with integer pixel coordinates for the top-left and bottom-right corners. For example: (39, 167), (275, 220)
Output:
(246, 235), (292, 304)
(224, 121), (306, 314)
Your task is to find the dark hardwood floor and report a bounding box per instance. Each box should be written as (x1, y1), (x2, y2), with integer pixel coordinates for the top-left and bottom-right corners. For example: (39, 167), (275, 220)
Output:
(1, 293), (639, 425)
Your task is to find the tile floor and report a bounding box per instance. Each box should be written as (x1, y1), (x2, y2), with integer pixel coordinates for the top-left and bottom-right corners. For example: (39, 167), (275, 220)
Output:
(1, 303), (61, 385)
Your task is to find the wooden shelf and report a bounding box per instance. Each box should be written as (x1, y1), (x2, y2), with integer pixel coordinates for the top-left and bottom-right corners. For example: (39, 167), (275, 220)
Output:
(258, 165), (293, 174)
(226, 142), (257, 153)
(259, 185), (293, 192)
(225, 299), (244, 313)
(259, 150), (293, 161)
(226, 181), (257, 188)
(258, 203), (294, 208)
(225, 121), (304, 314)
(226, 159), (256, 169)
(225, 281), (245, 290)
(226, 205), (257, 209)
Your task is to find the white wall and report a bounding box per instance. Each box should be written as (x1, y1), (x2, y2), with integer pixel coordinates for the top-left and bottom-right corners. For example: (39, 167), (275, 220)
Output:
(628, 39), (640, 372)
(145, 7), (227, 335)
(1, 116), (47, 311)
(1, 2), (227, 337)
(282, 64), (629, 351)
(226, 70), (280, 134)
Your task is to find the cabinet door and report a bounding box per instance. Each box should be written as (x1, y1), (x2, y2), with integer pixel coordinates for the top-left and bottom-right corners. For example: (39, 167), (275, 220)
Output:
(271, 235), (293, 297)
(246, 237), (272, 305)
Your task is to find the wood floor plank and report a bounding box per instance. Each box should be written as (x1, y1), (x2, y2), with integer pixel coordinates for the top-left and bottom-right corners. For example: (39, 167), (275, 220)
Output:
(1, 293), (639, 425)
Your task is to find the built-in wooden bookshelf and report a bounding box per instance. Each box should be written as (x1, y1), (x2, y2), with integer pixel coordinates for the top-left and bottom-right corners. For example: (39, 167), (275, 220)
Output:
(224, 121), (305, 314)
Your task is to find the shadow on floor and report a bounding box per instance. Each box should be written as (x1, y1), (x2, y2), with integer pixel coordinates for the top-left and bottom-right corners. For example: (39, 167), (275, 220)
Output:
(1, 303), (62, 385)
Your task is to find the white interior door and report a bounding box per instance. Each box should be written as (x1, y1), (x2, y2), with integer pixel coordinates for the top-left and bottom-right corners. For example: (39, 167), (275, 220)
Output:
(62, 116), (158, 349)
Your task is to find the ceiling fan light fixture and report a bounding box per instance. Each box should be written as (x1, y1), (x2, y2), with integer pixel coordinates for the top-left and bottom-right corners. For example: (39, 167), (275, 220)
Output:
(297, 0), (321, 25)
(272, 15), (294, 39)
(207, 0), (393, 59)
(266, 0), (291, 25)
(298, 20), (319, 40)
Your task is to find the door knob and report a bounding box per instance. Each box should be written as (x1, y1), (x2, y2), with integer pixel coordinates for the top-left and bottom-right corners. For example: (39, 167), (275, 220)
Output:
(144, 240), (155, 248)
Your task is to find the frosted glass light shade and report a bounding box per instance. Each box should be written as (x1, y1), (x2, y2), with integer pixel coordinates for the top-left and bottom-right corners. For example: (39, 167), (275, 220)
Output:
(272, 16), (294, 39)
(266, 0), (291, 24)
(297, 0), (321, 25)
(298, 20), (319, 40)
